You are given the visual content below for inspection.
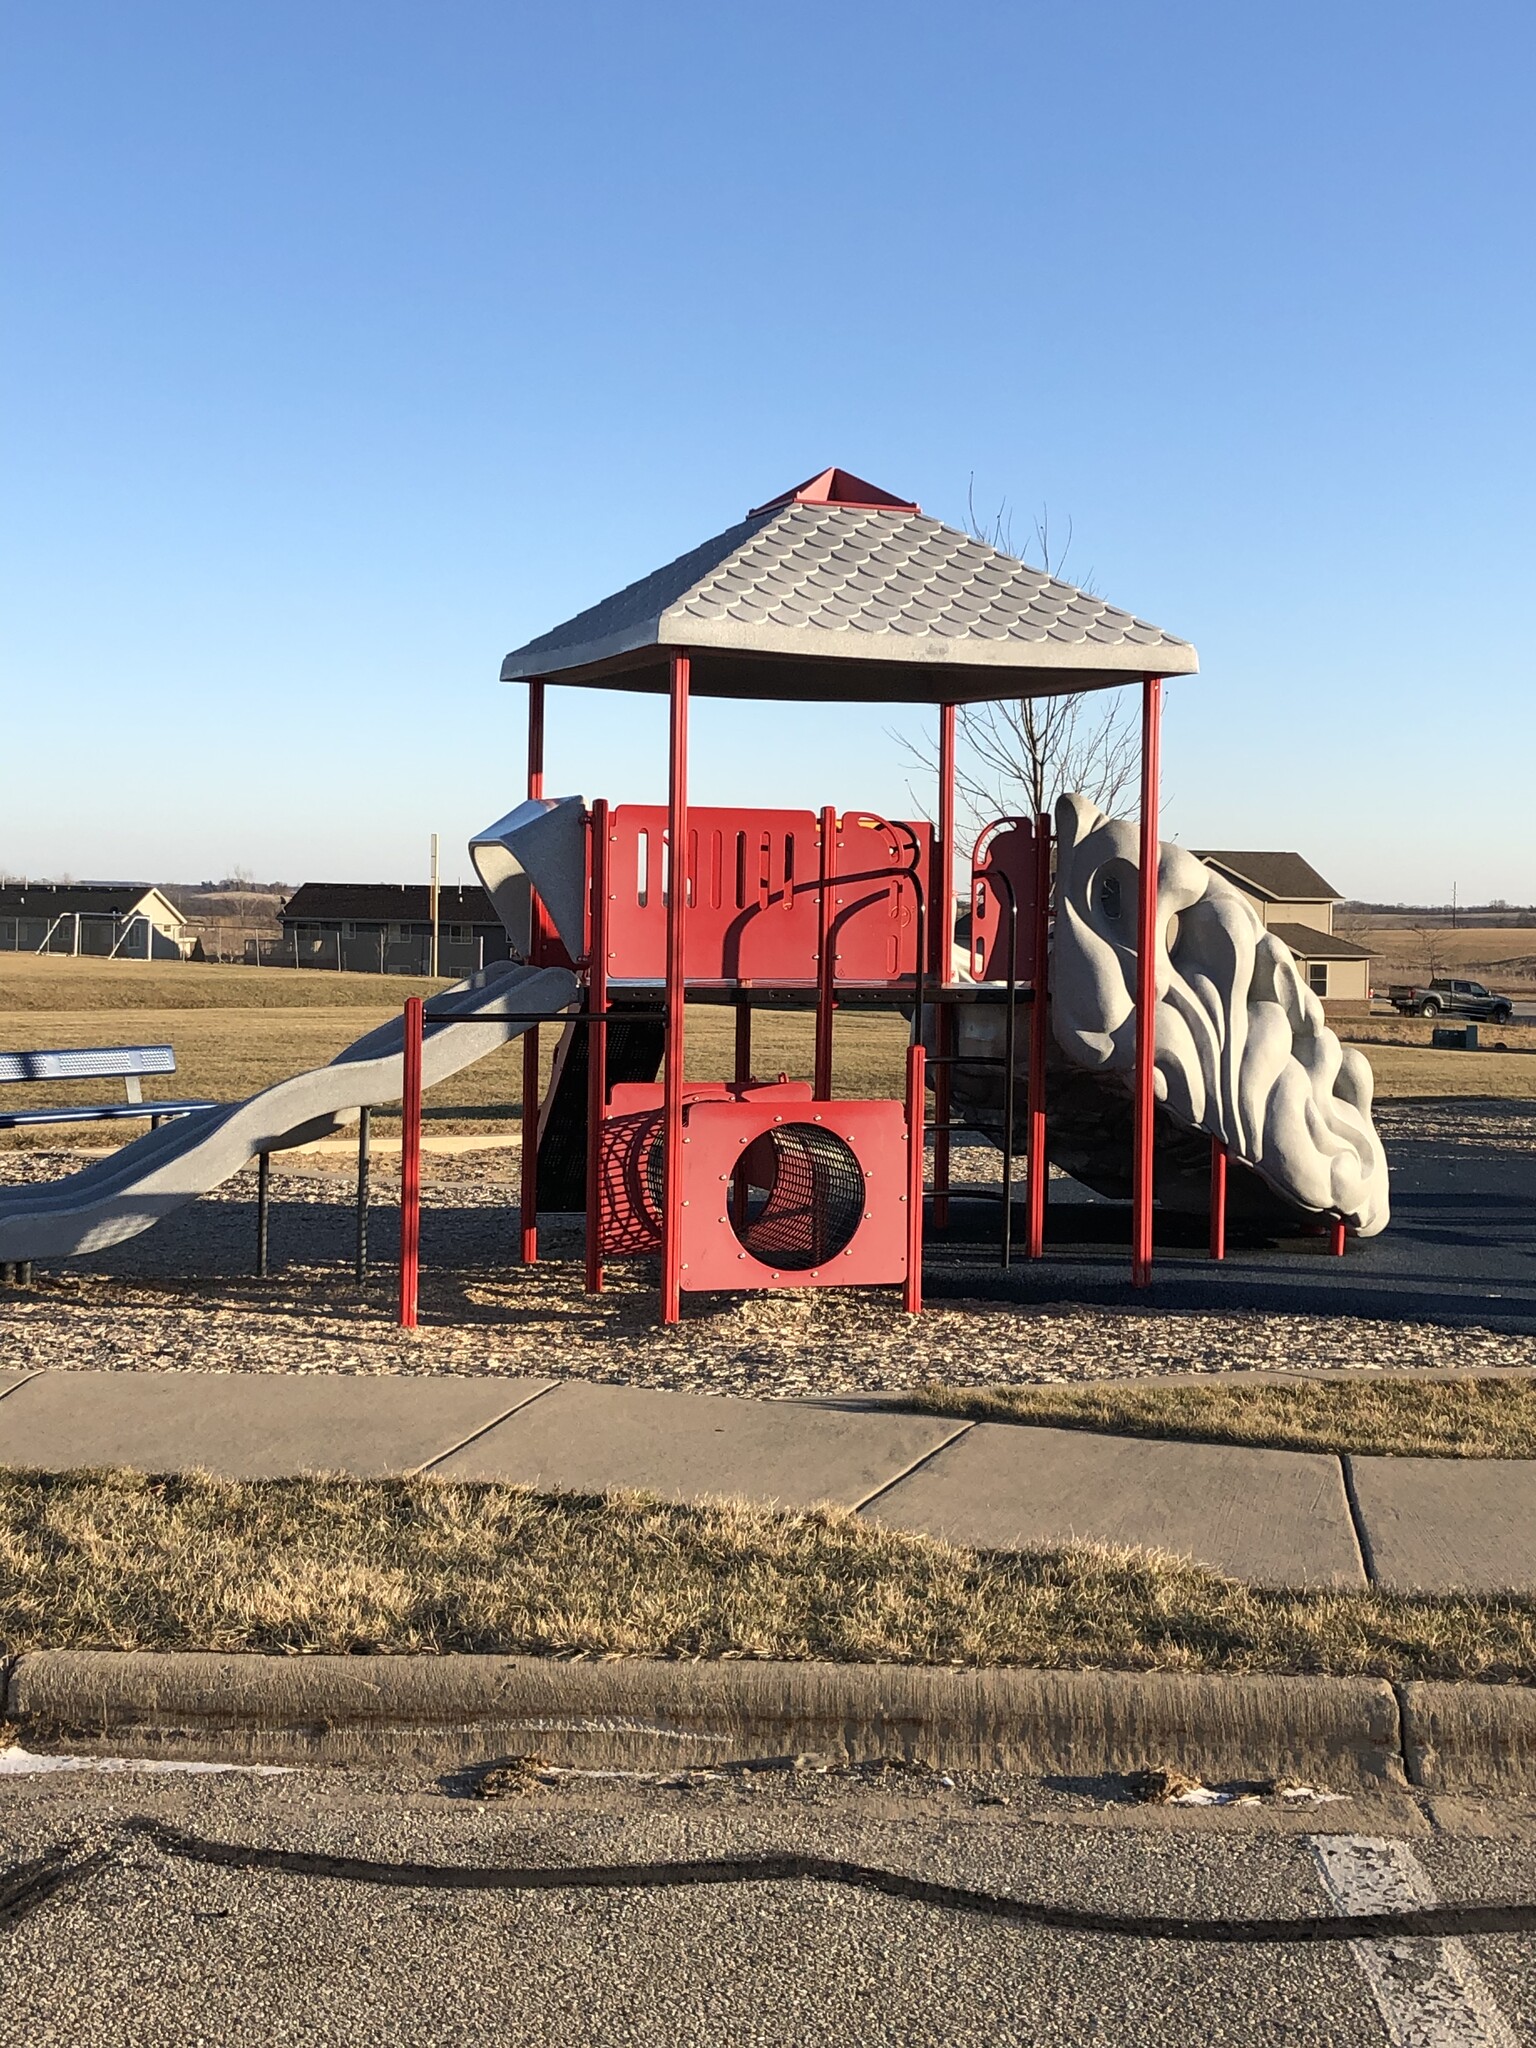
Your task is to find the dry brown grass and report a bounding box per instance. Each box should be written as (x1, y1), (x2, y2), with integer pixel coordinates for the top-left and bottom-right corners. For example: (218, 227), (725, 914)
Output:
(1343, 1044), (1536, 1099)
(905, 1375), (1536, 1459)
(2, 1468), (1534, 1681)
(0, 952), (451, 1012)
(0, 955), (911, 1147)
(1345, 924), (1536, 990)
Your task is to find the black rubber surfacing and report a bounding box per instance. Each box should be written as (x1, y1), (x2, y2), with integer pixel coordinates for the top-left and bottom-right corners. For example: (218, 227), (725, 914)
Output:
(106, 1820), (1536, 1947)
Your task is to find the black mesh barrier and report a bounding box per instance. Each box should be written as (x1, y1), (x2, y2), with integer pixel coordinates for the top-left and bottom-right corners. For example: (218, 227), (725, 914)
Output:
(640, 1118), (865, 1272)
(730, 1122), (865, 1270)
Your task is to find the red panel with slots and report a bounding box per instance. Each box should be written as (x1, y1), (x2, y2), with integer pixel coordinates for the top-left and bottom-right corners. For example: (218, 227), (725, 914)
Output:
(600, 806), (929, 985)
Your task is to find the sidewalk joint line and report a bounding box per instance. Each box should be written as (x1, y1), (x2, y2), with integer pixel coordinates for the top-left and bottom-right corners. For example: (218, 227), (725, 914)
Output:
(849, 1422), (974, 1515)
(409, 1382), (560, 1476)
(1339, 1452), (1379, 1586)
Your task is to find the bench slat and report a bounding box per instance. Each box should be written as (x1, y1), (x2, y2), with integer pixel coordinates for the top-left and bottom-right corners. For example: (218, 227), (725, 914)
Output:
(0, 1045), (178, 1084)
(0, 1099), (217, 1129)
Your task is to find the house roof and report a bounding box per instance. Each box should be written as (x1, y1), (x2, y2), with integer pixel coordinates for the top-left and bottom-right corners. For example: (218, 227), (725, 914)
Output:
(281, 883), (500, 927)
(501, 475), (1198, 705)
(0, 882), (183, 922)
(1194, 851), (1342, 903)
(1268, 923), (1374, 961)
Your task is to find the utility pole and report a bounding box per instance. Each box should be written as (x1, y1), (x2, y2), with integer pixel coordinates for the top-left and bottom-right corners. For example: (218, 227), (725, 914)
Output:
(1452, 881), (1458, 931)
(429, 832), (440, 978)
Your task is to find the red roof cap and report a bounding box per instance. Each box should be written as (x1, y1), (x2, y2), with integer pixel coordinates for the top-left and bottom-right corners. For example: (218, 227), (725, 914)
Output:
(748, 467), (920, 517)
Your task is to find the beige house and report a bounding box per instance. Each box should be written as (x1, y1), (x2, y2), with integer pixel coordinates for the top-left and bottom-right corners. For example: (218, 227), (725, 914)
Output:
(0, 882), (192, 959)
(1192, 852), (1372, 1016)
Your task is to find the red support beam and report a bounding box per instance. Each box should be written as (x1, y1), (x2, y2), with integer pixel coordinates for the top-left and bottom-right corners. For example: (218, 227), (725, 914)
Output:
(1330, 1217), (1347, 1257)
(519, 1027), (540, 1265)
(660, 651), (691, 1325)
(814, 805), (837, 1098)
(903, 1042), (926, 1314)
(732, 997), (752, 1229)
(932, 704), (957, 1227)
(1209, 1138), (1227, 1262)
(526, 677), (545, 799)
(1026, 810), (1051, 1259)
(398, 995), (423, 1328)
(584, 799), (610, 1294)
(1132, 675), (1163, 1288)
(520, 679), (547, 1265)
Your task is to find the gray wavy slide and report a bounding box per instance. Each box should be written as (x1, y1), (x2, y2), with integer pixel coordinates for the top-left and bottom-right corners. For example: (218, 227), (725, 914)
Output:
(0, 960), (578, 1263)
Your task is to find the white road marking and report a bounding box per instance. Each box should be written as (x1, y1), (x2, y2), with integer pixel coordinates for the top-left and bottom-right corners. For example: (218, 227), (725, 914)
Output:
(1310, 1835), (1520, 2048)
(0, 1743), (289, 1778)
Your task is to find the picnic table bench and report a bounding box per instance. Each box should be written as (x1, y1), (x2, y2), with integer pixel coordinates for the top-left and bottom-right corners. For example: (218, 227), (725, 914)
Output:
(0, 1044), (216, 1131)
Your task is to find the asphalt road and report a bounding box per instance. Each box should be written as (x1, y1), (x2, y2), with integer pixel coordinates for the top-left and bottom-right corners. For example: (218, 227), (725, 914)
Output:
(4, 1758), (1536, 2046)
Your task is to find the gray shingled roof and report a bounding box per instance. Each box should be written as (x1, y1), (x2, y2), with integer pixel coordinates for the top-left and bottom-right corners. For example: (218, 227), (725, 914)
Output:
(1267, 922), (1374, 962)
(282, 884), (498, 928)
(502, 502), (1197, 705)
(1195, 852), (1342, 903)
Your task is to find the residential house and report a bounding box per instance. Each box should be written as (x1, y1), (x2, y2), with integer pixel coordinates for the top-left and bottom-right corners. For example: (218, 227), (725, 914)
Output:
(0, 882), (191, 959)
(1192, 851), (1372, 1014)
(278, 884), (513, 976)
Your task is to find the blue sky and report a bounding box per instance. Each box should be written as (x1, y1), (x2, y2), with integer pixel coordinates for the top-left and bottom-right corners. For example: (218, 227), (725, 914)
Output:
(4, 1), (1532, 900)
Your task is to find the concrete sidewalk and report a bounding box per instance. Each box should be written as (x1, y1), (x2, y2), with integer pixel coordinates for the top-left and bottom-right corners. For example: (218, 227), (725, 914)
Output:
(1, 1367), (1532, 1595)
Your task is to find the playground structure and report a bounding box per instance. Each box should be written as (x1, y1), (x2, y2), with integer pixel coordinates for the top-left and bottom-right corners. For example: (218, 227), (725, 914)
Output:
(392, 464), (1370, 1328)
(0, 468), (1388, 1314)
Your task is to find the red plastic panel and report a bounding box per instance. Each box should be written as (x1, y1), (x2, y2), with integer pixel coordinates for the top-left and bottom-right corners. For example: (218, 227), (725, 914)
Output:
(677, 1098), (909, 1292)
(597, 1080), (811, 1257)
(969, 820), (1040, 984)
(602, 806), (930, 986)
(829, 813), (930, 985)
(604, 807), (820, 982)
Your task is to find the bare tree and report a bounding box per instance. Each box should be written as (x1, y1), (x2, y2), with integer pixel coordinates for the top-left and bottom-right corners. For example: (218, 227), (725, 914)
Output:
(898, 483), (1144, 837)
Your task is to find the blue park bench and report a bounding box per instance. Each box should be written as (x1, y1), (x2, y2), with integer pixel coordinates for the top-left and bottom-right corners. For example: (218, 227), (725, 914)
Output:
(0, 1044), (217, 1132)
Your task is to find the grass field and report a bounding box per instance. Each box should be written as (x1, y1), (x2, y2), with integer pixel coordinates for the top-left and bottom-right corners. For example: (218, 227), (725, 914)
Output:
(6, 951), (1535, 1146)
(906, 1375), (1536, 1459)
(2, 1468), (1533, 1681)
(1345, 923), (1536, 990)
(0, 953), (910, 1141)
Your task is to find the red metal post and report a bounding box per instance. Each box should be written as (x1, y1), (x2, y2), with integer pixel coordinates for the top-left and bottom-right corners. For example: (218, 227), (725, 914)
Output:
(1330, 1217), (1347, 1256)
(526, 679), (545, 798)
(584, 799), (610, 1294)
(732, 997), (752, 1228)
(520, 679), (546, 1263)
(1026, 811), (1051, 1259)
(814, 805), (837, 1098)
(398, 995), (423, 1328)
(519, 1027), (540, 1264)
(1209, 1138), (1227, 1262)
(1132, 676), (1163, 1288)
(903, 1041), (926, 1314)
(660, 651), (690, 1325)
(932, 704), (956, 1228)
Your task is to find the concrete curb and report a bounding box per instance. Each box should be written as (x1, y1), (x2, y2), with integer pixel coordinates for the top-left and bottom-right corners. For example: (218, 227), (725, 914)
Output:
(5, 1652), (1408, 1789)
(1399, 1680), (1536, 1793)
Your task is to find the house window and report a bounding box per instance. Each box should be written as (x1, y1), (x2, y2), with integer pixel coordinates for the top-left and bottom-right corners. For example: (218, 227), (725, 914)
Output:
(1307, 963), (1329, 997)
(446, 924), (469, 941)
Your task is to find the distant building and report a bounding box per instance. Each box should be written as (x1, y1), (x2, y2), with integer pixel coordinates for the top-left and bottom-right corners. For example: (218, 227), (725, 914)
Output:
(0, 882), (191, 959)
(1193, 851), (1372, 1015)
(278, 884), (513, 976)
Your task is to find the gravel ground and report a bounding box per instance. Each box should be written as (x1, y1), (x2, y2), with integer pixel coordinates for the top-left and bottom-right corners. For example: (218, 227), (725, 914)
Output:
(3, 1139), (1535, 1394)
